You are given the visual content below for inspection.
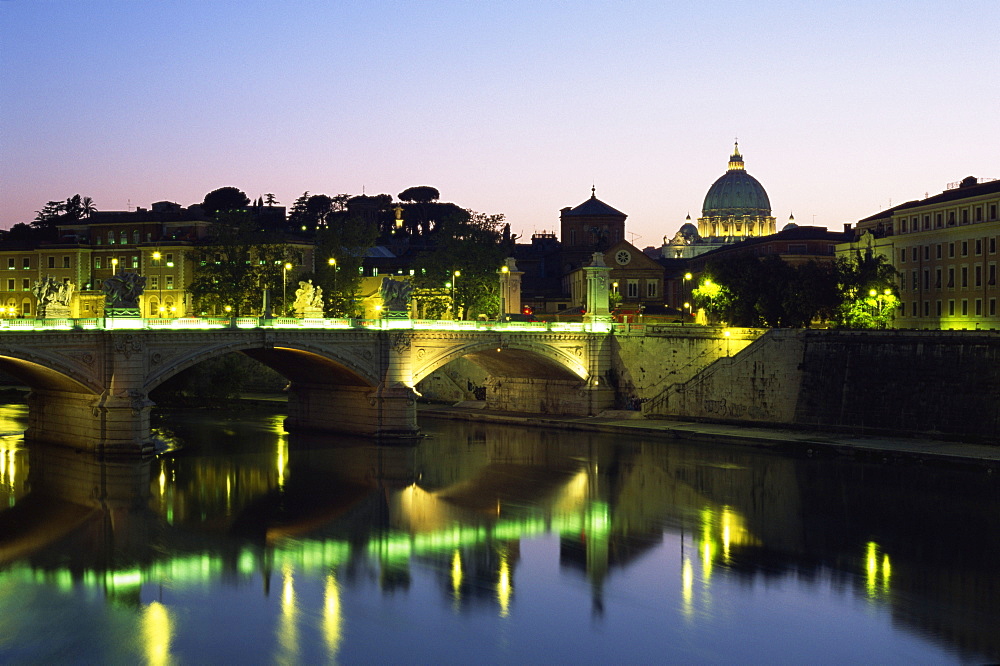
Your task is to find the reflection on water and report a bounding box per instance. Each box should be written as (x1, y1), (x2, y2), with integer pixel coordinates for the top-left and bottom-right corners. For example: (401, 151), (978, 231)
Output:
(1, 403), (999, 663)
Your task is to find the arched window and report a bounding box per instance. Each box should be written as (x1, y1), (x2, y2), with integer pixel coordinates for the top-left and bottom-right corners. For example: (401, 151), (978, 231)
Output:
(120, 231), (128, 245)
(132, 230), (140, 244)
(21, 299), (31, 316)
(148, 298), (159, 316)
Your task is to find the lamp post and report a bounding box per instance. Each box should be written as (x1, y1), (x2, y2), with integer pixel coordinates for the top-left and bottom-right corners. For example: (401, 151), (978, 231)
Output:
(683, 302), (691, 325)
(283, 262), (293, 315)
(682, 272), (692, 320)
(328, 257), (337, 314)
(500, 264), (509, 320)
(452, 270), (461, 320)
(151, 251), (162, 317)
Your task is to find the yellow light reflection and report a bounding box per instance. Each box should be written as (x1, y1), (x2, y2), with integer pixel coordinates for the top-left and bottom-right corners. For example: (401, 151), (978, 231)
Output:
(681, 557), (694, 618)
(451, 550), (463, 603)
(323, 573), (342, 660)
(497, 548), (511, 618)
(276, 436), (288, 490)
(140, 601), (173, 666)
(158, 469), (166, 495)
(864, 542), (892, 599)
(276, 562), (299, 663)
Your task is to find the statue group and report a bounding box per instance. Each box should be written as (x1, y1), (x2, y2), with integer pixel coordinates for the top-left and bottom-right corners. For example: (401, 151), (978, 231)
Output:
(31, 277), (76, 318)
(293, 280), (324, 316)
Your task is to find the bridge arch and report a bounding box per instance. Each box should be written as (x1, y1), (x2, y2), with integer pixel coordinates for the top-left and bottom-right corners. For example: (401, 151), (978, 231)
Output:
(0, 352), (101, 395)
(143, 340), (379, 394)
(412, 340), (589, 386)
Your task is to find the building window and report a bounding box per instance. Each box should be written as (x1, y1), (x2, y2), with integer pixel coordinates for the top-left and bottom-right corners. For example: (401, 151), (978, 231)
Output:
(949, 300), (955, 316)
(936, 213), (943, 228)
(22, 258), (30, 269)
(991, 237), (997, 254)
(108, 231), (115, 244)
(6, 259), (13, 270)
(646, 281), (657, 298)
(166, 276), (174, 290)
(961, 266), (968, 288)
(976, 239), (982, 255)
(912, 270), (918, 291)
(22, 302), (30, 315)
(923, 246), (929, 260)
(947, 267), (954, 288)
(962, 241), (968, 256)
(989, 264), (996, 285)
(912, 301), (918, 316)
(47, 256), (55, 268)
(948, 212), (955, 226)
(900, 219), (908, 233)
(62, 256), (70, 268)
(935, 300), (942, 316)
(975, 299), (982, 315)
(923, 215), (930, 230)
(21, 279), (29, 291)
(936, 244), (942, 259)
(132, 230), (140, 244)
(150, 276), (158, 290)
(949, 242), (955, 258)
(627, 280), (639, 298)
(976, 207), (983, 222)
(935, 268), (942, 288)
(923, 269), (929, 290)
(911, 247), (918, 261)
(962, 299), (968, 315)
(975, 265), (982, 287)
(95, 257), (102, 269)
(900, 249), (906, 264)
(6, 279), (13, 291)
(990, 204), (997, 221)
(990, 298), (997, 316)
(120, 231), (127, 245)
(924, 301), (929, 316)
(131, 256), (139, 269)
(900, 302), (906, 316)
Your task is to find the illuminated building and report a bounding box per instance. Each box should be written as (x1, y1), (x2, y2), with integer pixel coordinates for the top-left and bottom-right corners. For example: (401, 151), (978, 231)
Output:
(839, 176), (1000, 330)
(0, 201), (311, 318)
(662, 142), (778, 261)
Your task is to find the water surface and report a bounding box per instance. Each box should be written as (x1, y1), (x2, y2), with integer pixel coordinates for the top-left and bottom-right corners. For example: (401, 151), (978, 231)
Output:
(1, 404), (998, 663)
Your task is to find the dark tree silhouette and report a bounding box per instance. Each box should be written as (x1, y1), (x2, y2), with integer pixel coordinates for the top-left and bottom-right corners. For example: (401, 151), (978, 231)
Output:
(398, 186), (440, 204)
(202, 187), (251, 217)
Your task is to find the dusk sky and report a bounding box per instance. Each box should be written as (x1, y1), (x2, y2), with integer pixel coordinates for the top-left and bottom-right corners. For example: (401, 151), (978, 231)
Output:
(2, 1), (997, 248)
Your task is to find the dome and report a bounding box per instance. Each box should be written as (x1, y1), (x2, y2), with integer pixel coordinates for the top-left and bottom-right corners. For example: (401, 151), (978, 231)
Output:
(701, 144), (771, 217)
(680, 222), (699, 236)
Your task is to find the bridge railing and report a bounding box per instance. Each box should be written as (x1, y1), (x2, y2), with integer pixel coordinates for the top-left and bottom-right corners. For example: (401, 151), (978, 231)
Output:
(0, 316), (616, 334)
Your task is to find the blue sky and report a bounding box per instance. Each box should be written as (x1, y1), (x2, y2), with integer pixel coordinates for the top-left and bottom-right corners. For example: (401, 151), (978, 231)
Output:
(2, 0), (997, 247)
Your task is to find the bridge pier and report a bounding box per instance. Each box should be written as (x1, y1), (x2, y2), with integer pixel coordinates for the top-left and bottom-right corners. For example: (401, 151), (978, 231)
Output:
(25, 388), (154, 455)
(285, 383), (419, 439)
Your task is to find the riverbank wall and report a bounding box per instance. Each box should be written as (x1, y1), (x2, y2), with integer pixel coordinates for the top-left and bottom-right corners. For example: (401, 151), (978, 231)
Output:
(645, 329), (1000, 440)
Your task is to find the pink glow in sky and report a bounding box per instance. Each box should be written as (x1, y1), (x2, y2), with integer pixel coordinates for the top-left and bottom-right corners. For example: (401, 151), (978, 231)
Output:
(2, 1), (998, 248)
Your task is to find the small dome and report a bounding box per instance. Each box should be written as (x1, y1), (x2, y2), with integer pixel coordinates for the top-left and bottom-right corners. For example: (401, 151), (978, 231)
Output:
(702, 143), (771, 217)
(680, 222), (699, 236)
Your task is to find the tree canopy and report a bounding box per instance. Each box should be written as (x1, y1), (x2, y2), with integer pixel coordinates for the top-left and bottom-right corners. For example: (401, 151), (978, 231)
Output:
(398, 186), (439, 204)
(202, 187), (251, 217)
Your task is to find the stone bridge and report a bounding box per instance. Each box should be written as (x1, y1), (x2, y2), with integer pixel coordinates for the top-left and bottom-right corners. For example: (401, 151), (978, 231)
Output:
(0, 320), (613, 454)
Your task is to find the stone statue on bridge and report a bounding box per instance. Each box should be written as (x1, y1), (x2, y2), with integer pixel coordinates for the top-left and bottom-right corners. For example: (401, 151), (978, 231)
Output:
(32, 276), (76, 318)
(102, 271), (146, 315)
(293, 280), (324, 317)
(380, 277), (412, 316)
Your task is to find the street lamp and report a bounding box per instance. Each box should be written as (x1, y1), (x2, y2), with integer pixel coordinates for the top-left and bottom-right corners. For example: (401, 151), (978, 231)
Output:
(282, 262), (293, 315)
(682, 272), (692, 314)
(328, 257), (337, 313)
(683, 302), (691, 325)
(452, 270), (461, 320)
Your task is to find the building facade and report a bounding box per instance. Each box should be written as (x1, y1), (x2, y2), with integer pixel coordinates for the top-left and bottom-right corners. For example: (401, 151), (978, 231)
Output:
(839, 177), (1000, 330)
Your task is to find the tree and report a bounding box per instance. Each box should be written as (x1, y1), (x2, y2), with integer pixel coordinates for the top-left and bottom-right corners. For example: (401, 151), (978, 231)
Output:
(314, 211), (379, 317)
(264, 193), (278, 206)
(187, 212), (288, 316)
(81, 196), (97, 218)
(412, 210), (506, 319)
(833, 248), (900, 329)
(202, 187), (251, 217)
(398, 186), (440, 204)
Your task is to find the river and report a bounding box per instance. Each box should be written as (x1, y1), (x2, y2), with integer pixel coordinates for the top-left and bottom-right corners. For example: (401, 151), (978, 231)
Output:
(1, 402), (998, 664)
